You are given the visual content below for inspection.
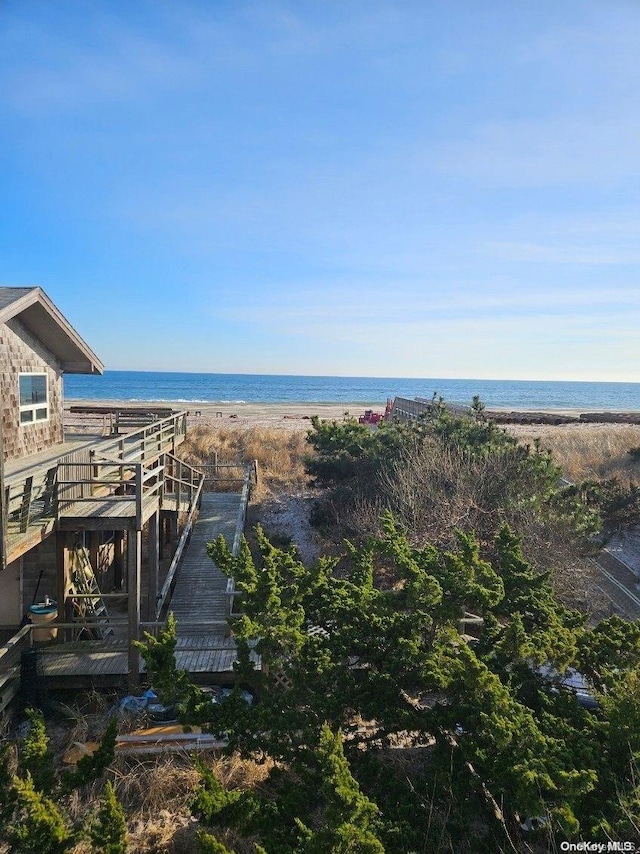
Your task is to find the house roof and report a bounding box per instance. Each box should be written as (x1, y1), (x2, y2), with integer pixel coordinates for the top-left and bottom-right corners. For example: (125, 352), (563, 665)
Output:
(0, 287), (104, 374)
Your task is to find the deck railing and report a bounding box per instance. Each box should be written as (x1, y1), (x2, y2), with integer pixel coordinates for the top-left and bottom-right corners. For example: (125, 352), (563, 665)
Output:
(89, 411), (187, 466)
(226, 460), (258, 616)
(57, 459), (164, 529)
(163, 454), (204, 513)
(2, 413), (187, 562)
(0, 625), (32, 714)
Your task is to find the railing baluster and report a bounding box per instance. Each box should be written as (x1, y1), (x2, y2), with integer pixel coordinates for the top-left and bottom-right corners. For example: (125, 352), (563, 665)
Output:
(135, 463), (143, 529)
(42, 467), (56, 515)
(19, 477), (34, 533)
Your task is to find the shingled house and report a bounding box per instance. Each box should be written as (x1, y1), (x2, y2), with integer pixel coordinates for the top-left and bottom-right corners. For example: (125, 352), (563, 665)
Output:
(0, 287), (198, 693)
(0, 287), (104, 623)
(0, 287), (103, 463)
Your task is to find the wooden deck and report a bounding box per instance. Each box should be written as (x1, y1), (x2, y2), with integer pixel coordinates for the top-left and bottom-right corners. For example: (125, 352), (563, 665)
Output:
(4, 434), (104, 481)
(32, 489), (250, 687)
(3, 412), (188, 565)
(58, 493), (160, 531)
(58, 489), (202, 531)
(38, 635), (258, 687)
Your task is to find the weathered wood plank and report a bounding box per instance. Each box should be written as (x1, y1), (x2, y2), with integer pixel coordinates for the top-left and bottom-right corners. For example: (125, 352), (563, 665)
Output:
(38, 633), (258, 682)
(168, 493), (242, 636)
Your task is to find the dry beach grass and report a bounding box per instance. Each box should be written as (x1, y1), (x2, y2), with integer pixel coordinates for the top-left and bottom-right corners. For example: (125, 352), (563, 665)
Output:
(506, 422), (640, 483)
(179, 423), (310, 500)
(174, 407), (640, 490)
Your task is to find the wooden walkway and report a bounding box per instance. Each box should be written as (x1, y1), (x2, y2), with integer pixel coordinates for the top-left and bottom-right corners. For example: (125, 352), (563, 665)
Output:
(36, 490), (251, 687)
(170, 492), (242, 634)
(39, 636), (257, 687)
(593, 549), (640, 621)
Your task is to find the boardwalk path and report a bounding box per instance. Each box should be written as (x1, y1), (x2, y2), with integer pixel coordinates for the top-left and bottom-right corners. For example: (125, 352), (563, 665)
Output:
(169, 492), (243, 635)
(593, 549), (640, 621)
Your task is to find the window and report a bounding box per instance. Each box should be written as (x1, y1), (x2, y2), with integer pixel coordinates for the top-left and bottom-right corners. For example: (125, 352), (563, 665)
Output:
(19, 373), (48, 424)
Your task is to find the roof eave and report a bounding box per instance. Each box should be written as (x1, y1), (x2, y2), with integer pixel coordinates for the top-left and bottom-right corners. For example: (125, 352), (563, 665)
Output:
(0, 287), (105, 375)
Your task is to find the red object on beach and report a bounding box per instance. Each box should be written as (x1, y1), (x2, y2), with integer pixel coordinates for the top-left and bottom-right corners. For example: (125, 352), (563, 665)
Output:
(359, 410), (383, 425)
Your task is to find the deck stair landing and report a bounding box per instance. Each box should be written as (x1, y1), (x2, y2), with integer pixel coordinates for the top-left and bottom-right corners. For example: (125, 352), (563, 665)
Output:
(36, 489), (248, 685)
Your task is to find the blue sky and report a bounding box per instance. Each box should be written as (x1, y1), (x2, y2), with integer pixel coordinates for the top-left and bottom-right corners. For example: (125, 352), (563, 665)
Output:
(1, 1), (639, 380)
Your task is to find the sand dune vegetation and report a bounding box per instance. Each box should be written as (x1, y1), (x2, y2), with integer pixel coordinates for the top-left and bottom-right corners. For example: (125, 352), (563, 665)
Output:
(178, 424), (311, 499)
(506, 422), (640, 483)
(179, 418), (640, 496)
(4, 414), (640, 853)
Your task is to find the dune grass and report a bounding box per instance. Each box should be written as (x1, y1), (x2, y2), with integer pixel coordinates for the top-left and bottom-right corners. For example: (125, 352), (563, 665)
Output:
(179, 425), (310, 499)
(179, 422), (640, 501)
(507, 423), (640, 483)
(59, 752), (272, 853)
(107, 753), (271, 854)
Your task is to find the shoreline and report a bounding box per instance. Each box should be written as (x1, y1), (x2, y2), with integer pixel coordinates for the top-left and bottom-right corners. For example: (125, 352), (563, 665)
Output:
(64, 398), (640, 432)
(65, 399), (385, 431)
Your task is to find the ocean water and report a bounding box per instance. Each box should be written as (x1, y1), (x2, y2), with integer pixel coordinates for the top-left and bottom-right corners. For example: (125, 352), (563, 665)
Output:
(63, 371), (640, 411)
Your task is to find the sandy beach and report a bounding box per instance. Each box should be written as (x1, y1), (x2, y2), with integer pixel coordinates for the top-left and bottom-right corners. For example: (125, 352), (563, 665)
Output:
(65, 399), (385, 431)
(65, 398), (640, 435)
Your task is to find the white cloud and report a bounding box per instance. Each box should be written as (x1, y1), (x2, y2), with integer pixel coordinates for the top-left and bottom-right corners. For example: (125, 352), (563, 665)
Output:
(484, 242), (640, 265)
(432, 114), (640, 187)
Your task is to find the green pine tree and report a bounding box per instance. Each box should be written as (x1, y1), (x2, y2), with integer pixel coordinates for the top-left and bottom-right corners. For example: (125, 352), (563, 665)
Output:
(196, 828), (236, 853)
(296, 725), (384, 853)
(9, 772), (71, 854)
(62, 715), (118, 791)
(135, 612), (201, 710)
(87, 780), (128, 854)
(21, 707), (55, 794)
(0, 744), (16, 823)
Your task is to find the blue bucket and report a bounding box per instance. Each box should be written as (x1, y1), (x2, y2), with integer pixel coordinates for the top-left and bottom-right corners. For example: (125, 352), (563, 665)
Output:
(29, 601), (57, 616)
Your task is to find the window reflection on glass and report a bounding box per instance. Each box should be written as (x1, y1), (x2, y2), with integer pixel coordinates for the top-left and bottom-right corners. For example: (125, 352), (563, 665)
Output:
(19, 374), (47, 405)
(19, 374), (48, 424)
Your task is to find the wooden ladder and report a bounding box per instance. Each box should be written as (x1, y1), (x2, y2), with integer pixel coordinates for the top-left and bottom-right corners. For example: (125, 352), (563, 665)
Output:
(68, 546), (113, 640)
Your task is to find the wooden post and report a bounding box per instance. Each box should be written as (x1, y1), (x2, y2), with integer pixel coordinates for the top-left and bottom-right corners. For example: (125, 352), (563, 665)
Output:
(127, 529), (141, 687)
(147, 510), (159, 621)
(168, 512), (178, 544)
(135, 464), (142, 531)
(56, 532), (72, 643)
(158, 517), (165, 561)
(0, 414), (6, 570)
(113, 531), (124, 590)
(88, 531), (100, 575)
(158, 461), (164, 510)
